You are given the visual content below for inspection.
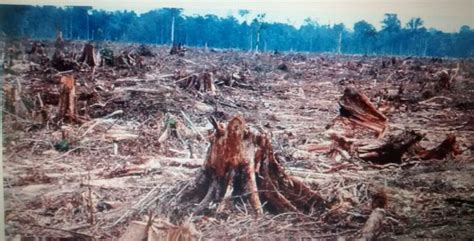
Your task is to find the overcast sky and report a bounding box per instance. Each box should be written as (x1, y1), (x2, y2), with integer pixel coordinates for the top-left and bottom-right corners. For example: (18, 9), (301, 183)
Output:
(2, 0), (473, 32)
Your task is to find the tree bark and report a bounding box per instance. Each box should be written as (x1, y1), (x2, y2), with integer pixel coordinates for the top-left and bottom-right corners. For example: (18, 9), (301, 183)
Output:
(337, 87), (388, 138)
(177, 116), (327, 216)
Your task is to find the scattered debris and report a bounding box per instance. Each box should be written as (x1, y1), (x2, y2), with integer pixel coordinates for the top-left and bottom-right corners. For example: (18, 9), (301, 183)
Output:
(170, 43), (186, 56)
(3, 39), (472, 240)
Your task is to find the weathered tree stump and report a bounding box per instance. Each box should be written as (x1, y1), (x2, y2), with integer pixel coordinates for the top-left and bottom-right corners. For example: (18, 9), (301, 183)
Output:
(178, 72), (216, 93)
(58, 75), (78, 123)
(54, 31), (65, 51)
(177, 116), (327, 216)
(337, 87), (388, 138)
(79, 43), (97, 68)
(170, 43), (185, 56)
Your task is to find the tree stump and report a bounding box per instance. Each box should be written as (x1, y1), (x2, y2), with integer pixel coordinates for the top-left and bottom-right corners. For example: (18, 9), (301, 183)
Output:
(338, 87), (388, 138)
(176, 116), (327, 216)
(58, 75), (77, 123)
(178, 72), (216, 93)
(170, 43), (185, 56)
(79, 43), (97, 68)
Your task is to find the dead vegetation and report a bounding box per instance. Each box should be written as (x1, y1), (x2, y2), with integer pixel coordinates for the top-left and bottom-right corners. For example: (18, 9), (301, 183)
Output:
(2, 38), (474, 240)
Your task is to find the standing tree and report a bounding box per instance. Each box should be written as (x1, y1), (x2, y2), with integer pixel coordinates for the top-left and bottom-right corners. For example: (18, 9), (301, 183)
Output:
(380, 13), (401, 54)
(353, 20), (377, 54)
(333, 23), (345, 54)
(238, 9), (251, 50)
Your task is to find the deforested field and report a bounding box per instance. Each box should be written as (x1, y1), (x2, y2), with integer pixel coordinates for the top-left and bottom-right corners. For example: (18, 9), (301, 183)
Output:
(2, 39), (474, 240)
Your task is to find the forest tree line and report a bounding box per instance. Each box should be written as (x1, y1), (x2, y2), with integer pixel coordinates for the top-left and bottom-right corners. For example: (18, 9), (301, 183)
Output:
(0, 5), (473, 57)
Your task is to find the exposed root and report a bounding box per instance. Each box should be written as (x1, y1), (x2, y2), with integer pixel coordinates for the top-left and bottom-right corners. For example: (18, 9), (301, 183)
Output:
(176, 116), (327, 216)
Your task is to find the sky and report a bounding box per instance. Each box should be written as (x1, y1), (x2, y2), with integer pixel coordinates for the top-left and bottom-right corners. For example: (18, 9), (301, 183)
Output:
(1, 0), (473, 32)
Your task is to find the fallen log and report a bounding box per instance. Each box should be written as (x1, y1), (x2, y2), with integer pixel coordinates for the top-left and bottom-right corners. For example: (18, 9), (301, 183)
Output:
(176, 116), (327, 216)
(358, 131), (423, 164)
(336, 87), (388, 138)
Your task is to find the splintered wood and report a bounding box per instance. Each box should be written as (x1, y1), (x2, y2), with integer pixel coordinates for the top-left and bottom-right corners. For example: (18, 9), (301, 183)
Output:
(336, 87), (388, 138)
(178, 72), (216, 93)
(3, 40), (472, 240)
(58, 75), (77, 122)
(358, 130), (423, 164)
(178, 116), (326, 216)
(415, 134), (461, 160)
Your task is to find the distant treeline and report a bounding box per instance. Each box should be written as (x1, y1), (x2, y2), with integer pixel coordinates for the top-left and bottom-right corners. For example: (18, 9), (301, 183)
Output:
(1, 5), (473, 57)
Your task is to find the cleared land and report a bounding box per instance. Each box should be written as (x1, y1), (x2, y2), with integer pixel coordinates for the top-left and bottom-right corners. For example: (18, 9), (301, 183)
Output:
(2, 40), (474, 240)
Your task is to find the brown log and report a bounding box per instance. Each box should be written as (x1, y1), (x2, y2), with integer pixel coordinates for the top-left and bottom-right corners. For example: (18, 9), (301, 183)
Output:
(358, 130), (423, 164)
(177, 116), (327, 216)
(338, 87), (388, 138)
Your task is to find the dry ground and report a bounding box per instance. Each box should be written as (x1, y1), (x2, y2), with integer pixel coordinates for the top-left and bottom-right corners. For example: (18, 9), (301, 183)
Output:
(2, 41), (474, 240)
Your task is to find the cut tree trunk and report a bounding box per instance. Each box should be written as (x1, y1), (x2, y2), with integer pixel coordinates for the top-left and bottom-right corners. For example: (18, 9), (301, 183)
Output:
(337, 87), (388, 138)
(176, 116), (327, 216)
(178, 72), (216, 93)
(3, 80), (29, 119)
(170, 43), (185, 56)
(58, 75), (77, 123)
(79, 43), (97, 68)
(358, 130), (423, 164)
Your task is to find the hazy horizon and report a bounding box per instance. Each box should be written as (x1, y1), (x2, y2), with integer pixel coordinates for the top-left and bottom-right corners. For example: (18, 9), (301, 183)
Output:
(1, 0), (473, 32)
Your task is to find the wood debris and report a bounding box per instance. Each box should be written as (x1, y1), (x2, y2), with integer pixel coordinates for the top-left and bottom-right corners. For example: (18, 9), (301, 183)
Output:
(3, 39), (472, 240)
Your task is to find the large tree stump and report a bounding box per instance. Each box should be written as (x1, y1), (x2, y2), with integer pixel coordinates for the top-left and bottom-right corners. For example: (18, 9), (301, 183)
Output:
(177, 116), (327, 216)
(79, 43), (97, 68)
(337, 87), (388, 138)
(79, 43), (97, 78)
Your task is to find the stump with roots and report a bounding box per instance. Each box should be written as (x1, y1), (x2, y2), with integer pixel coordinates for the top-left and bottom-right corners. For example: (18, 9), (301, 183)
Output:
(175, 116), (327, 216)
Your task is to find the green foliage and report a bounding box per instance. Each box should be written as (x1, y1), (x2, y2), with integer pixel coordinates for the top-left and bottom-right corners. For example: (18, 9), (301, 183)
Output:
(0, 5), (472, 57)
(54, 139), (69, 152)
